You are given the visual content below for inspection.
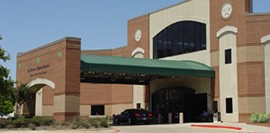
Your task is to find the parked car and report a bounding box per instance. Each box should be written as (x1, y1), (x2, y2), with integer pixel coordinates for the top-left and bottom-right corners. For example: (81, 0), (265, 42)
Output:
(0, 112), (9, 119)
(114, 109), (153, 125)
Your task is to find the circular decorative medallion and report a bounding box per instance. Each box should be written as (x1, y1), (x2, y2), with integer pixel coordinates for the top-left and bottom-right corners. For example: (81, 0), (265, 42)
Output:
(221, 2), (233, 19)
(134, 29), (142, 42)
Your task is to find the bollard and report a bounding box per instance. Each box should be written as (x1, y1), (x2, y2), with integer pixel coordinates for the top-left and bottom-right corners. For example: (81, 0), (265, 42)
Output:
(168, 113), (172, 124)
(213, 112), (218, 123)
(179, 112), (184, 124)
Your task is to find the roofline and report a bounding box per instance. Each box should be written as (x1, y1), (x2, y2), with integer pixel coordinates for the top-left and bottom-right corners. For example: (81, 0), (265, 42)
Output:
(81, 49), (113, 52)
(128, 0), (191, 22)
(81, 45), (127, 53)
(17, 37), (81, 57)
(149, 0), (191, 15)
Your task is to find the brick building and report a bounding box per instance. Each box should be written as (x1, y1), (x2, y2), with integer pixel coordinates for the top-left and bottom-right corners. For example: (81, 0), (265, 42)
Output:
(16, 0), (270, 123)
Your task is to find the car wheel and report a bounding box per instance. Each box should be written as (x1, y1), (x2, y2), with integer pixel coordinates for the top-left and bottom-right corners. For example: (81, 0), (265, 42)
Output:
(128, 117), (133, 125)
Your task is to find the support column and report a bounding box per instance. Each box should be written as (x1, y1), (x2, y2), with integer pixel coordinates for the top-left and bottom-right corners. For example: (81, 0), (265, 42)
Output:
(262, 35), (270, 113)
(53, 38), (81, 121)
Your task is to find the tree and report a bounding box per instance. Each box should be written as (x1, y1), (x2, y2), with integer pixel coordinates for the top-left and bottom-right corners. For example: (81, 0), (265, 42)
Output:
(14, 84), (36, 115)
(0, 35), (15, 114)
(15, 84), (35, 106)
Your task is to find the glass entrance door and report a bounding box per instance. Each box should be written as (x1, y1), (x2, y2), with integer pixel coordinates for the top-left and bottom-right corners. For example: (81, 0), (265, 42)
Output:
(152, 87), (207, 123)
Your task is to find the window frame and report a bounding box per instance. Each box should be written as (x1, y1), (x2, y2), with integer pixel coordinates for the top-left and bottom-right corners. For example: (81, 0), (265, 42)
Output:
(91, 105), (105, 116)
(153, 21), (207, 59)
(225, 49), (232, 64)
(226, 98), (233, 114)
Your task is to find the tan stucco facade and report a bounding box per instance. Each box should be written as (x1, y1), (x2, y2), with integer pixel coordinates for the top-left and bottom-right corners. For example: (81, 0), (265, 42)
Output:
(262, 35), (270, 113)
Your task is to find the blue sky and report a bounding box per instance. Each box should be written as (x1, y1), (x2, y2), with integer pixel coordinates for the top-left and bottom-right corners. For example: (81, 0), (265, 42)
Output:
(0, 0), (270, 80)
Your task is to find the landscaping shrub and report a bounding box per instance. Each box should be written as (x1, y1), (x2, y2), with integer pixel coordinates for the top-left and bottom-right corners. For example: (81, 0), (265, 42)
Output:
(28, 123), (36, 130)
(69, 117), (83, 129)
(100, 118), (109, 128)
(0, 119), (12, 128)
(12, 116), (29, 128)
(250, 113), (270, 123)
(80, 119), (91, 129)
(30, 116), (54, 126)
(250, 113), (259, 123)
(89, 118), (101, 128)
(0, 115), (110, 129)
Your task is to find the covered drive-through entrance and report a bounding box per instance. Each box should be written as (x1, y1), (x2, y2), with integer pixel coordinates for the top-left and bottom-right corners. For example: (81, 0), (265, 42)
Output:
(80, 54), (215, 123)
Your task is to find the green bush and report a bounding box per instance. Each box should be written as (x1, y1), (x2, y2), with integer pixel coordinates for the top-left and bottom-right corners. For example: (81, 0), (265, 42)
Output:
(13, 116), (29, 128)
(250, 113), (259, 123)
(6, 123), (15, 129)
(250, 113), (270, 123)
(1, 116), (110, 129)
(80, 119), (91, 129)
(100, 118), (109, 128)
(92, 120), (101, 128)
(28, 123), (36, 130)
(69, 117), (82, 129)
(30, 116), (54, 126)
(0, 119), (12, 128)
(268, 114), (270, 123)
(90, 117), (111, 128)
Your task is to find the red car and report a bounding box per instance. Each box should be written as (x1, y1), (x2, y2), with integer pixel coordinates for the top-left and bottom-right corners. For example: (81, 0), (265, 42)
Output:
(114, 109), (153, 125)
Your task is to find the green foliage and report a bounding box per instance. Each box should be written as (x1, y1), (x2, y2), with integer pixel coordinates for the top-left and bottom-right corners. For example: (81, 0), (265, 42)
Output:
(100, 117), (109, 128)
(30, 116), (54, 126)
(89, 118), (102, 128)
(250, 113), (270, 123)
(0, 35), (15, 114)
(250, 113), (259, 123)
(1, 116), (54, 129)
(0, 96), (14, 114)
(81, 120), (91, 129)
(28, 123), (36, 130)
(67, 117), (110, 129)
(0, 116), (110, 129)
(0, 119), (12, 128)
(69, 117), (82, 129)
(13, 116), (29, 128)
(14, 84), (35, 106)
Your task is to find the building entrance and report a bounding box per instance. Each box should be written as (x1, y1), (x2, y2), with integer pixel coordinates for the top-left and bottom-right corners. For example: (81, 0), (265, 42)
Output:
(152, 87), (207, 123)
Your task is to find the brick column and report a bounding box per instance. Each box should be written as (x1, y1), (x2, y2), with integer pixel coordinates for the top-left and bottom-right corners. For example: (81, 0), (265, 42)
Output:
(53, 38), (81, 121)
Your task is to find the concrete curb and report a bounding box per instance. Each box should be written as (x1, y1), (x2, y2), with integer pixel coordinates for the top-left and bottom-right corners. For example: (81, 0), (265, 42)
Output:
(191, 124), (242, 131)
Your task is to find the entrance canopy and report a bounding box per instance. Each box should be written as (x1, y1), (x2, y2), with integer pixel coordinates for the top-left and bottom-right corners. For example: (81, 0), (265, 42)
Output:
(81, 54), (215, 85)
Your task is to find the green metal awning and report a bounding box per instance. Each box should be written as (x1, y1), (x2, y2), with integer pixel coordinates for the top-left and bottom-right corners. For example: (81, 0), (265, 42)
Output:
(80, 54), (215, 85)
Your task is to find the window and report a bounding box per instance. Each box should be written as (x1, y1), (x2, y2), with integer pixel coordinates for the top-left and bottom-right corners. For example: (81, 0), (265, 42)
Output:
(213, 101), (218, 112)
(225, 49), (232, 64)
(91, 105), (104, 115)
(136, 103), (141, 109)
(153, 21), (207, 59)
(226, 98), (233, 113)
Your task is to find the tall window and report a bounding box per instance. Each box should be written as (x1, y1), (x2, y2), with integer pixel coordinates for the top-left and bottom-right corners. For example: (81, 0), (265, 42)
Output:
(91, 105), (105, 115)
(153, 21), (206, 59)
(226, 98), (233, 113)
(225, 49), (232, 64)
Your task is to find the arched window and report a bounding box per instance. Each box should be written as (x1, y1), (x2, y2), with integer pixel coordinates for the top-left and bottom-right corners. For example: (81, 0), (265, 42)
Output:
(153, 21), (206, 59)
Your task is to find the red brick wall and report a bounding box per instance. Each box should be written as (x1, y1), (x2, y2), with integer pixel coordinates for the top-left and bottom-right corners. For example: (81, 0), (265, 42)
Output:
(210, 0), (270, 122)
(127, 14), (150, 58)
(80, 83), (133, 105)
(238, 62), (265, 97)
(17, 37), (81, 121)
